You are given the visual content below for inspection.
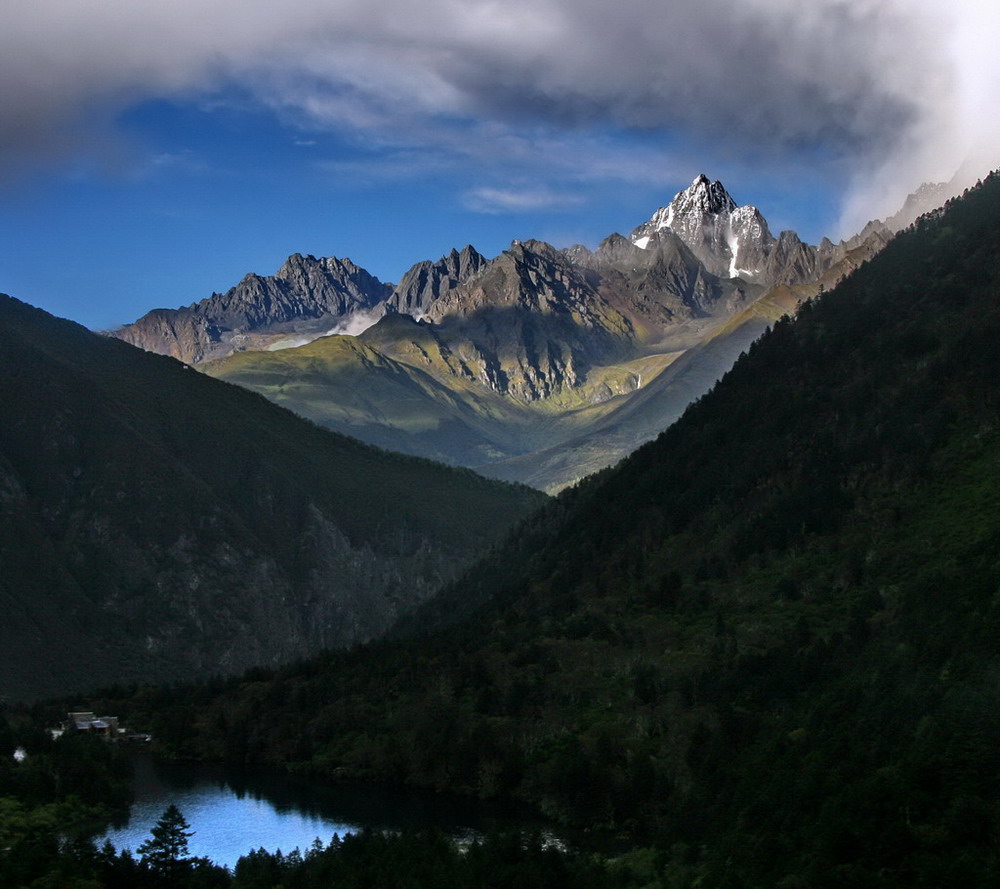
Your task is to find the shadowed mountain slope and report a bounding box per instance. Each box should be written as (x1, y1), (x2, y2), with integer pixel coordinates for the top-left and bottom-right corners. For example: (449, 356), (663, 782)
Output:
(481, 223), (892, 489)
(0, 295), (544, 700)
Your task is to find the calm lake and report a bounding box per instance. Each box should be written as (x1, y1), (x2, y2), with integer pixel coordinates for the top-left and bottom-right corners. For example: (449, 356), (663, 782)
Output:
(101, 754), (546, 870)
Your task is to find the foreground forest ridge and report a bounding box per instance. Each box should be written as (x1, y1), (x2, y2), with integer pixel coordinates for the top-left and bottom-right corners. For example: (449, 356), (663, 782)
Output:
(4, 171), (1000, 886)
(0, 295), (544, 700)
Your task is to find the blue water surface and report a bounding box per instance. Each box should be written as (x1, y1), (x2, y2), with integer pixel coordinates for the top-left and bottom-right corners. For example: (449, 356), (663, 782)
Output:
(100, 754), (526, 870)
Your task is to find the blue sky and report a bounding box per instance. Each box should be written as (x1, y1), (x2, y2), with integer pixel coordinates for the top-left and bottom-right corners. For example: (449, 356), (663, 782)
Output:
(1, 1), (996, 331)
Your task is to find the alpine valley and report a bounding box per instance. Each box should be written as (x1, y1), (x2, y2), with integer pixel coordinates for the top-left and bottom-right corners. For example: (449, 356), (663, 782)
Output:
(30, 170), (1000, 889)
(3, 164), (997, 889)
(113, 175), (946, 492)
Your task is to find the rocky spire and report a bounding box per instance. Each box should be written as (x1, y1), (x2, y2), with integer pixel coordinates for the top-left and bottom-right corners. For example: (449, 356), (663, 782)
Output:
(630, 174), (774, 281)
(388, 245), (488, 317)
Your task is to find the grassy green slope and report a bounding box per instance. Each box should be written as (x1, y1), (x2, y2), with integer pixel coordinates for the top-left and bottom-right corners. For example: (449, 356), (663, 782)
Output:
(0, 296), (545, 699)
(201, 314), (671, 474)
(112, 174), (1000, 885)
(203, 306), (771, 493)
(481, 287), (803, 490)
(201, 323), (544, 465)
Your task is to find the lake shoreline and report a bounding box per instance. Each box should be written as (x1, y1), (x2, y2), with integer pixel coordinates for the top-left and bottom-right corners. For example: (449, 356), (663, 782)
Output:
(98, 752), (575, 869)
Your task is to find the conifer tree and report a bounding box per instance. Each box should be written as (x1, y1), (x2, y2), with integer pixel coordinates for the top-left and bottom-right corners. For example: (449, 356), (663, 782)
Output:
(137, 804), (192, 872)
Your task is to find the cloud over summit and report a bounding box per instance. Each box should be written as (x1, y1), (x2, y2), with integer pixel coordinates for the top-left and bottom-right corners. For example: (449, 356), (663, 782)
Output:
(2, 0), (997, 230)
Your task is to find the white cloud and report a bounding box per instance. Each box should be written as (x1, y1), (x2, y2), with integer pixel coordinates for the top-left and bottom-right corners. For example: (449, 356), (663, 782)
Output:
(462, 186), (585, 214)
(2, 0), (998, 229)
(835, 0), (1000, 233)
(325, 307), (385, 338)
(147, 150), (209, 175)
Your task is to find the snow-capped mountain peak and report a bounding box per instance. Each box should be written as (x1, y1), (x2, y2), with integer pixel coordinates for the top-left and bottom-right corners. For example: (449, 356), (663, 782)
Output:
(631, 174), (773, 281)
(682, 173), (738, 215)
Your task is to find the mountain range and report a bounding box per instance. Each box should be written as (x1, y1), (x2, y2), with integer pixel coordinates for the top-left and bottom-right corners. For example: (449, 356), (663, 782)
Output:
(112, 175), (938, 492)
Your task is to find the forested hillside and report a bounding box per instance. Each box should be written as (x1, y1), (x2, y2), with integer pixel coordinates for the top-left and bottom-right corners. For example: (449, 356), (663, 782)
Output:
(0, 297), (544, 700)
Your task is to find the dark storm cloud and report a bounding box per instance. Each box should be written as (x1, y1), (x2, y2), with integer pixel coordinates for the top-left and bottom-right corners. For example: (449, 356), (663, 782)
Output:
(429, 0), (925, 154)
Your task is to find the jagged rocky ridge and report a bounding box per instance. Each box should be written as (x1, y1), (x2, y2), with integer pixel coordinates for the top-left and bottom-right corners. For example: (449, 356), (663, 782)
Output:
(113, 254), (392, 364)
(387, 245), (488, 317)
(114, 175), (884, 372)
(630, 173), (891, 287)
(117, 175), (943, 490)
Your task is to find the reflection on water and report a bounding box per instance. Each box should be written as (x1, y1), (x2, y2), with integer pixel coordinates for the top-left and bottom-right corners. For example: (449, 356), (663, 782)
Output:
(100, 754), (529, 869)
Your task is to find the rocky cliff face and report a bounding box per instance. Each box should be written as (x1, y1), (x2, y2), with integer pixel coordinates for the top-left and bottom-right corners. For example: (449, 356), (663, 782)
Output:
(582, 229), (752, 325)
(377, 241), (626, 401)
(630, 174), (776, 281)
(111, 254), (392, 364)
(628, 174), (895, 291)
(388, 245), (488, 317)
(373, 232), (757, 403)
